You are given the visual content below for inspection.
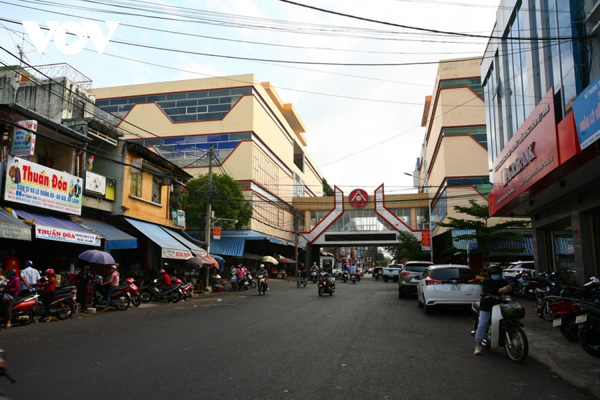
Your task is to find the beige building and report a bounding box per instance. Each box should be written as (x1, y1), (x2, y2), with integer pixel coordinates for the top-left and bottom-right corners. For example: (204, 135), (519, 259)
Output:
(416, 57), (528, 266)
(92, 74), (323, 258)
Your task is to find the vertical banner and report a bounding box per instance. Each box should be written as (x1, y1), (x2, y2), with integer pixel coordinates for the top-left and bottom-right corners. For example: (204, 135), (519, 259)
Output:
(11, 120), (37, 156)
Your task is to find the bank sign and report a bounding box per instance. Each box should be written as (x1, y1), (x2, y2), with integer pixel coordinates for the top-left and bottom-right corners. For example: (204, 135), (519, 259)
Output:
(4, 156), (83, 215)
(489, 89), (559, 215)
(572, 75), (600, 150)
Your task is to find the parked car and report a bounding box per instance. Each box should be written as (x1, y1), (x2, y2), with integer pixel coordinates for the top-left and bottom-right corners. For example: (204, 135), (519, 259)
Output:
(502, 261), (535, 279)
(415, 264), (482, 314)
(398, 261), (434, 298)
(382, 263), (403, 282)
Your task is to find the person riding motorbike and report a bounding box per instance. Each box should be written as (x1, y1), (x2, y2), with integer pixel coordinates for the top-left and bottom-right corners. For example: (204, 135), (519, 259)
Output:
(256, 264), (269, 291)
(37, 268), (56, 322)
(159, 267), (173, 291)
(474, 265), (512, 355)
(310, 262), (320, 273)
(298, 263), (307, 279)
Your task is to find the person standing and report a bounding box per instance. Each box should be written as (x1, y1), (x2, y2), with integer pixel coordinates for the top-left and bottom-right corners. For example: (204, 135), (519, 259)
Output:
(38, 268), (56, 322)
(76, 265), (92, 311)
(100, 265), (119, 311)
(1, 270), (20, 328)
(19, 260), (40, 294)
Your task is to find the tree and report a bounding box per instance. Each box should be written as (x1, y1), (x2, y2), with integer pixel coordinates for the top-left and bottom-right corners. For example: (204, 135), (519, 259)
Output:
(322, 178), (334, 197)
(435, 199), (530, 266)
(174, 173), (252, 231)
(385, 231), (429, 263)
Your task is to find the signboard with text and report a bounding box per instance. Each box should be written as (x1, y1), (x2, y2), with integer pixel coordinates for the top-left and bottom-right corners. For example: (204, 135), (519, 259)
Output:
(35, 224), (100, 246)
(572, 75), (600, 150)
(4, 155), (83, 215)
(11, 120), (37, 157)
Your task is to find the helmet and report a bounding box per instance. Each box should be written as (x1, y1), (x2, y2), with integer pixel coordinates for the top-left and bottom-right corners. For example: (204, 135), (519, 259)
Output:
(45, 268), (55, 275)
(110, 265), (117, 271)
(24, 260), (33, 267)
(260, 264), (265, 268)
(159, 269), (165, 273)
(488, 265), (501, 275)
(125, 277), (134, 284)
(6, 269), (16, 278)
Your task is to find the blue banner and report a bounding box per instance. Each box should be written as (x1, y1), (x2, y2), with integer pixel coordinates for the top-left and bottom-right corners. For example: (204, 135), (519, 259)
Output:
(573, 76), (600, 150)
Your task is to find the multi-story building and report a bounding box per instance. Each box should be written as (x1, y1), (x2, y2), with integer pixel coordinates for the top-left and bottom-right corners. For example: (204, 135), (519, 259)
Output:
(92, 74), (324, 262)
(482, 0), (600, 283)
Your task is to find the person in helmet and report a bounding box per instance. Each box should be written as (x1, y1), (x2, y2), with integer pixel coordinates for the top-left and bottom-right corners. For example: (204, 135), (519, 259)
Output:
(38, 268), (57, 322)
(1, 269), (20, 328)
(100, 265), (119, 311)
(474, 265), (512, 355)
(159, 266), (173, 292)
(20, 260), (40, 294)
(256, 264), (269, 291)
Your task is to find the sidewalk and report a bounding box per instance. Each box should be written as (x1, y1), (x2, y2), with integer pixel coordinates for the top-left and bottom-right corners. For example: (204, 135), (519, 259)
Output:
(520, 299), (600, 398)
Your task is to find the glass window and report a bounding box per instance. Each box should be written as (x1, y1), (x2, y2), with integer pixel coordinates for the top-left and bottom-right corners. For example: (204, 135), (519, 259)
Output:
(152, 176), (162, 203)
(131, 172), (142, 197)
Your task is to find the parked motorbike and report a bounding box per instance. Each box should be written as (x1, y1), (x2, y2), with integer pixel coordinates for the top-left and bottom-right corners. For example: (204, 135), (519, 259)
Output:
(549, 297), (585, 342)
(257, 275), (267, 296)
(577, 300), (600, 358)
(140, 279), (181, 303)
(341, 271), (349, 283)
(91, 281), (131, 310)
(173, 278), (193, 300)
(0, 292), (38, 326)
(310, 270), (318, 284)
(124, 278), (141, 307)
(318, 274), (335, 296)
(471, 295), (528, 363)
(37, 286), (76, 320)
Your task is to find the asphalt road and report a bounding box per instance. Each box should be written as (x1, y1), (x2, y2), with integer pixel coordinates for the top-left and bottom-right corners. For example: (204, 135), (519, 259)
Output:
(0, 277), (594, 400)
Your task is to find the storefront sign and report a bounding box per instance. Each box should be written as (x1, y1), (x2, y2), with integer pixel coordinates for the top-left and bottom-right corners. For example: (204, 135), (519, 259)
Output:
(11, 120), (37, 157)
(0, 223), (31, 241)
(171, 208), (186, 229)
(4, 155), (83, 215)
(572, 75), (600, 150)
(85, 170), (106, 195)
(349, 188), (369, 209)
(161, 247), (192, 260)
(489, 89), (559, 215)
(213, 227), (221, 240)
(35, 224), (100, 246)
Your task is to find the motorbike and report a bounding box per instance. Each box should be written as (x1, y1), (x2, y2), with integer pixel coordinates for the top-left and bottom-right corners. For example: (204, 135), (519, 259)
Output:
(341, 271), (348, 283)
(174, 278), (193, 300)
(257, 275), (267, 296)
(124, 278), (141, 307)
(237, 274), (256, 291)
(310, 270), (318, 284)
(91, 280), (131, 310)
(350, 273), (357, 284)
(0, 292), (38, 326)
(140, 279), (182, 303)
(549, 297), (585, 342)
(318, 274), (335, 296)
(37, 285), (77, 320)
(297, 273), (307, 288)
(515, 271), (547, 300)
(577, 300), (600, 358)
(471, 294), (528, 363)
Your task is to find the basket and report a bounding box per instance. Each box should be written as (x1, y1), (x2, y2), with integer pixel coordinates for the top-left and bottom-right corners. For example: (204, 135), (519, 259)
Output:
(500, 302), (525, 320)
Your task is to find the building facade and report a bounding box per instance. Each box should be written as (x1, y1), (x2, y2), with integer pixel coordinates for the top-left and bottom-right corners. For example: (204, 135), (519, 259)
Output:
(92, 74), (324, 260)
(482, 0), (600, 283)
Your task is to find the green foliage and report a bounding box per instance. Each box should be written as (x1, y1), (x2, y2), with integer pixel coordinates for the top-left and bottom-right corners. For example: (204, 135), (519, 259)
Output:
(385, 231), (429, 263)
(173, 174), (252, 230)
(322, 178), (334, 197)
(436, 199), (530, 264)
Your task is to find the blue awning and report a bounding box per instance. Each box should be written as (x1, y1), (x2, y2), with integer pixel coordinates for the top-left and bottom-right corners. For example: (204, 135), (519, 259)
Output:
(0, 208), (31, 241)
(209, 236), (246, 256)
(161, 227), (206, 255)
(125, 218), (193, 260)
(81, 218), (137, 250)
(14, 209), (101, 246)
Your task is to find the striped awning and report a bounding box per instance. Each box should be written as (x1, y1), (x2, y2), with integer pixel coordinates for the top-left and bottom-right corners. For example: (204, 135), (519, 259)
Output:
(14, 209), (100, 246)
(80, 218), (137, 250)
(125, 218), (192, 260)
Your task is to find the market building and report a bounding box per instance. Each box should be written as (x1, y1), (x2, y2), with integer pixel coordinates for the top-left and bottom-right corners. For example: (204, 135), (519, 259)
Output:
(481, 0), (600, 283)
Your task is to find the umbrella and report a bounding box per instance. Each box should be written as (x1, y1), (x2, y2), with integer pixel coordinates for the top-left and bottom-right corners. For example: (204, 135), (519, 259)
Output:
(78, 249), (115, 265)
(186, 254), (218, 268)
(261, 255), (278, 265)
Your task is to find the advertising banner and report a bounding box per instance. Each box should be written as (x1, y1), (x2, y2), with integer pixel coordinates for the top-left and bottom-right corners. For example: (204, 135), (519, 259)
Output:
(4, 155), (83, 215)
(34, 224), (100, 246)
(572, 75), (600, 150)
(11, 120), (37, 157)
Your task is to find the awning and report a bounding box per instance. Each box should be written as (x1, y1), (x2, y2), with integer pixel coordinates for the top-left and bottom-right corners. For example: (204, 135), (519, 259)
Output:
(80, 218), (137, 250)
(209, 230), (283, 257)
(0, 208), (31, 241)
(161, 227), (205, 255)
(14, 209), (101, 246)
(125, 218), (192, 260)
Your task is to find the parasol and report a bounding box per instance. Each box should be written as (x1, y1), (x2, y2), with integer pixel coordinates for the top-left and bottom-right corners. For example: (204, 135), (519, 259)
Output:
(261, 255), (278, 265)
(78, 249), (115, 265)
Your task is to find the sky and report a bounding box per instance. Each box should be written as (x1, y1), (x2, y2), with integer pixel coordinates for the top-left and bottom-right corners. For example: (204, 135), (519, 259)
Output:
(0, 0), (500, 196)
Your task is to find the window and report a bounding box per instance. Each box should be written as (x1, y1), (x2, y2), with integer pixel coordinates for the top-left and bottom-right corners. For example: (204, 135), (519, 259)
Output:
(152, 176), (162, 203)
(131, 172), (142, 197)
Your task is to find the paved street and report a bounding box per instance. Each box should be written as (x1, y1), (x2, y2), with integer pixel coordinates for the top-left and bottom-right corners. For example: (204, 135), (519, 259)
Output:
(0, 277), (595, 400)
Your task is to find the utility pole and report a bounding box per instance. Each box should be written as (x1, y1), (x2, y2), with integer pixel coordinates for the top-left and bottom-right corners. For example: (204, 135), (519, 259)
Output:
(294, 210), (299, 277)
(203, 145), (214, 290)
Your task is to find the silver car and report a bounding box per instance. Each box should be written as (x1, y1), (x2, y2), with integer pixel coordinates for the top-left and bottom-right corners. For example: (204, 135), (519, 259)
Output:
(398, 261), (434, 298)
(502, 261), (535, 279)
(416, 264), (482, 314)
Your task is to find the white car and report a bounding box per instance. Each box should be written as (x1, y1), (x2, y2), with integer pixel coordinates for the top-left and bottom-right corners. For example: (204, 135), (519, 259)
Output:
(382, 263), (403, 282)
(416, 264), (482, 314)
(502, 261), (535, 279)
